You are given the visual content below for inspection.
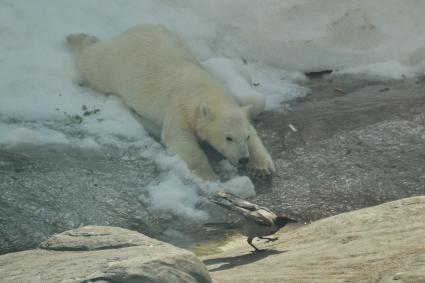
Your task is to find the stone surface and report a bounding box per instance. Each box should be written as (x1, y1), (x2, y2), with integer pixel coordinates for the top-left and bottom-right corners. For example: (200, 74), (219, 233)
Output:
(202, 196), (425, 283)
(38, 225), (160, 251)
(0, 226), (211, 283)
(0, 145), (163, 255)
(250, 77), (425, 222)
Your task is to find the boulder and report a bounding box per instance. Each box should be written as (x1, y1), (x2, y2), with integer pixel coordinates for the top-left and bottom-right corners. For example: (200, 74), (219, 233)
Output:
(0, 226), (211, 283)
(202, 196), (425, 282)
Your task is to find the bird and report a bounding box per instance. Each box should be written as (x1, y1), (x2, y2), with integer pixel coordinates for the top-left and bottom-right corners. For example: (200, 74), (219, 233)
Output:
(204, 191), (297, 252)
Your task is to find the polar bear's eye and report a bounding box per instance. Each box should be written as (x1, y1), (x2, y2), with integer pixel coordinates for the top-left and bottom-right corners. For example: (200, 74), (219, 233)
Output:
(226, 136), (233, 142)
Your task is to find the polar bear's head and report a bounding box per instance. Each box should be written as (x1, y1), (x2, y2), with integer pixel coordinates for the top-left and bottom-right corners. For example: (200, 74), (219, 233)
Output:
(197, 103), (251, 166)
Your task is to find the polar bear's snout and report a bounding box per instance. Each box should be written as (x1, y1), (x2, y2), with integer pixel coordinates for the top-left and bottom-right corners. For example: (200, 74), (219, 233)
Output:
(224, 138), (250, 167)
(239, 157), (250, 165)
(237, 144), (250, 165)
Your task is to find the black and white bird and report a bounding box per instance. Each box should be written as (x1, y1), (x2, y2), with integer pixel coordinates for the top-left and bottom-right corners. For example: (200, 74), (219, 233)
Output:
(204, 191), (296, 251)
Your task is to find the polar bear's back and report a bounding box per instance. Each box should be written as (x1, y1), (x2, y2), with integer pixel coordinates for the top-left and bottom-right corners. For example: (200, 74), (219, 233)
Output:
(74, 25), (201, 124)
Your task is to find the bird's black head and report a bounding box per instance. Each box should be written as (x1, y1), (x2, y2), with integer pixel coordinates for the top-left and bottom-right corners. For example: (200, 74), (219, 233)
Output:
(275, 216), (297, 229)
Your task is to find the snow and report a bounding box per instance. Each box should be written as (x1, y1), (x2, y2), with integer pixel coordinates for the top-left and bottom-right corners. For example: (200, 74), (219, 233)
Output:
(332, 61), (419, 81)
(179, 0), (425, 73)
(202, 58), (266, 117)
(0, 126), (69, 147)
(139, 153), (255, 221)
(1, 0), (424, 222)
(203, 58), (309, 114)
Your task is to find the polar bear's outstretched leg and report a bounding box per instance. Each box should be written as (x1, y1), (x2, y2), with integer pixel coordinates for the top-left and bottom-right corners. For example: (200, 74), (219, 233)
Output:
(247, 125), (275, 175)
(161, 118), (219, 181)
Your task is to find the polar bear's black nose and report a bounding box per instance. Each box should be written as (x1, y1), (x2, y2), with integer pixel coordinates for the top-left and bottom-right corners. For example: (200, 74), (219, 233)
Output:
(239, 157), (250, 165)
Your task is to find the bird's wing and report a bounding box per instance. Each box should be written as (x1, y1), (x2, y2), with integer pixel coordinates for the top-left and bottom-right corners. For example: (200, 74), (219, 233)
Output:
(242, 209), (275, 227)
(210, 191), (276, 227)
(210, 191), (260, 212)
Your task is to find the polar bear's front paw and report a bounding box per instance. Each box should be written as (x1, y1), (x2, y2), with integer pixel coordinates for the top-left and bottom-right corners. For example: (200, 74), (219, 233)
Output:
(248, 154), (275, 176)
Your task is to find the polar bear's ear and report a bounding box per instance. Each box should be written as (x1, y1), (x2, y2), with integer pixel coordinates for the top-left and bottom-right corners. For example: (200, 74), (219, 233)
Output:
(240, 105), (253, 118)
(200, 103), (214, 122)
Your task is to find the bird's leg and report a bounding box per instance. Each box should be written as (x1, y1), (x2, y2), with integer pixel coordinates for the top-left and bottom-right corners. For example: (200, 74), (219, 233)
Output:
(247, 237), (264, 252)
(259, 236), (278, 243)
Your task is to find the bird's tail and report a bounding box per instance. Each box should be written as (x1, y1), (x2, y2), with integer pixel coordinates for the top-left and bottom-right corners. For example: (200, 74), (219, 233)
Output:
(203, 222), (236, 231)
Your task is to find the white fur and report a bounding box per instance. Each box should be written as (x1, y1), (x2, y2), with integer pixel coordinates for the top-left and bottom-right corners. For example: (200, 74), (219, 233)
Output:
(67, 25), (274, 180)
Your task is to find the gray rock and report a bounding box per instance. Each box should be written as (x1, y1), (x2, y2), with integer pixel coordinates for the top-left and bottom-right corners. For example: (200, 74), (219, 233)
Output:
(38, 225), (161, 251)
(0, 226), (211, 283)
(251, 77), (425, 222)
(0, 145), (164, 254)
(202, 196), (425, 283)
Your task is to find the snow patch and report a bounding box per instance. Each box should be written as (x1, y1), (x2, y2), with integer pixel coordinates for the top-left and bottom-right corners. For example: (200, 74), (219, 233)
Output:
(332, 61), (419, 81)
(139, 153), (255, 222)
(0, 125), (69, 147)
(202, 57), (308, 114)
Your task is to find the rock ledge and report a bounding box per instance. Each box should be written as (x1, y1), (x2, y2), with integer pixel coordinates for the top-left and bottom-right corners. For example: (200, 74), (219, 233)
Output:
(0, 226), (211, 283)
(202, 196), (425, 283)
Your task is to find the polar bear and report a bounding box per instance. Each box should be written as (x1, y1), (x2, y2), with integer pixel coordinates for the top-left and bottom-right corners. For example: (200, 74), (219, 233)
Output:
(67, 25), (274, 181)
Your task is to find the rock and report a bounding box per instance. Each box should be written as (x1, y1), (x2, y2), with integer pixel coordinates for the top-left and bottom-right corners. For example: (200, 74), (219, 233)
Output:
(202, 196), (425, 282)
(251, 78), (425, 222)
(38, 225), (153, 251)
(0, 226), (211, 283)
(0, 145), (163, 254)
